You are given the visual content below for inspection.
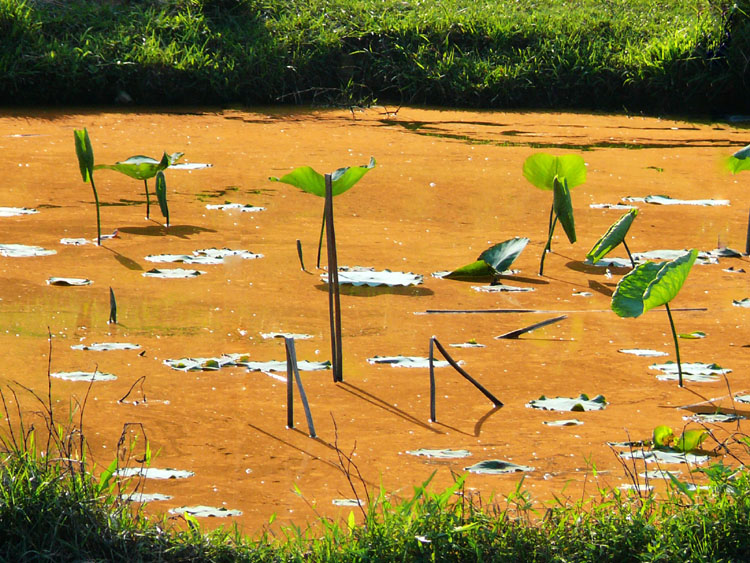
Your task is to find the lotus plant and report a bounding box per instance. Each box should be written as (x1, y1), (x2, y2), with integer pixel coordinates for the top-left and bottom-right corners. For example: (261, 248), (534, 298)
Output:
(611, 249), (698, 387)
(73, 128), (101, 245)
(586, 208), (639, 267)
(522, 153), (586, 275)
(726, 143), (750, 254)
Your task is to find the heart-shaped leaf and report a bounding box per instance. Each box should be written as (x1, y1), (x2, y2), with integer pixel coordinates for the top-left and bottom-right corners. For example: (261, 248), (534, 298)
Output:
(586, 209), (638, 264)
(652, 425), (674, 448)
(95, 152), (175, 180)
(270, 157), (375, 197)
(477, 237), (529, 273)
(522, 153), (586, 191)
(552, 177), (576, 243)
(674, 429), (708, 453)
(611, 250), (697, 318)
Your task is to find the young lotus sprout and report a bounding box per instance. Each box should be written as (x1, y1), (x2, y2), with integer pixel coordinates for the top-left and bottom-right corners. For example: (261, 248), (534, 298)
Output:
(73, 128), (101, 245)
(726, 143), (750, 254)
(611, 249), (698, 387)
(522, 153), (586, 275)
(95, 152), (182, 221)
(586, 208), (639, 268)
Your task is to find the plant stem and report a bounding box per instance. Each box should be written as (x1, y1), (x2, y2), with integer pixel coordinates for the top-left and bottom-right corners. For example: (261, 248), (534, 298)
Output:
(622, 239), (636, 268)
(665, 302), (684, 387)
(89, 173), (101, 245)
(745, 207), (750, 255)
(539, 214), (558, 276)
(324, 174), (343, 382)
(546, 204), (554, 253)
(143, 179), (150, 219)
(316, 212), (326, 269)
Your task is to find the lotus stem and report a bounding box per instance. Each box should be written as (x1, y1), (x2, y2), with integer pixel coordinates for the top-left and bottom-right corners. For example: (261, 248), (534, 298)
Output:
(316, 212), (326, 269)
(622, 240), (636, 268)
(89, 173), (101, 245)
(143, 179), (150, 219)
(664, 302), (684, 387)
(546, 204), (555, 253)
(324, 174), (343, 382)
(539, 214), (558, 276)
(745, 208), (750, 255)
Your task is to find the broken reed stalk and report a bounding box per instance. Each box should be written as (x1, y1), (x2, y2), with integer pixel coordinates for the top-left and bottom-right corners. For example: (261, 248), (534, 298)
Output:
(495, 314), (567, 339)
(324, 174), (343, 382)
(285, 337), (317, 437)
(429, 336), (503, 423)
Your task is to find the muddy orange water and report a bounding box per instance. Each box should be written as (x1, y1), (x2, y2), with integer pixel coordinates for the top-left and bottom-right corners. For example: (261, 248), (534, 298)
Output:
(1, 106), (750, 534)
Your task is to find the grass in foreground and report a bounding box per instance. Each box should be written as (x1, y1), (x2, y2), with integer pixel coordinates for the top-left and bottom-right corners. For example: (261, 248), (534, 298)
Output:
(1, 0), (748, 114)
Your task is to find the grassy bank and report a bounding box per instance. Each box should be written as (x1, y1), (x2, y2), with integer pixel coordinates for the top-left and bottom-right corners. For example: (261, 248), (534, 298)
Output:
(1, 0), (748, 114)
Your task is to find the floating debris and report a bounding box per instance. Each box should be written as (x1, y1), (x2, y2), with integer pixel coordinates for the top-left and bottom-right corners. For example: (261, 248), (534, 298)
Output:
(145, 248), (262, 265)
(406, 448), (472, 459)
(449, 341), (485, 348)
(527, 394), (607, 412)
(543, 419), (583, 426)
(71, 342), (141, 351)
(733, 298), (750, 308)
(260, 332), (313, 340)
(169, 162), (213, 170)
(323, 267), (423, 287)
(678, 331), (706, 339)
(163, 354), (330, 373)
(123, 492), (172, 503)
(472, 284), (534, 293)
(623, 195), (730, 206)
(0, 207), (37, 217)
(589, 203), (637, 210)
(0, 244), (56, 257)
(51, 371), (116, 382)
(169, 505), (242, 518)
(206, 203), (265, 213)
(650, 362), (730, 382)
(332, 499), (364, 507)
(116, 467), (194, 479)
(618, 449), (710, 465)
(683, 412), (744, 423)
(618, 349), (669, 357)
(46, 277), (93, 286)
(367, 356), (453, 368)
(142, 268), (206, 279)
(464, 460), (534, 474)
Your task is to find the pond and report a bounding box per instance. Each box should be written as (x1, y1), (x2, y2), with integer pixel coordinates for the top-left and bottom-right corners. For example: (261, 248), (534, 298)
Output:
(1, 106), (749, 532)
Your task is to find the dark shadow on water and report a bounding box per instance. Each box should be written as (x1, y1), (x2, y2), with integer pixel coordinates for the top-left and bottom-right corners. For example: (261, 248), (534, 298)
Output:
(338, 382), (442, 434)
(473, 406), (502, 437)
(566, 260), (631, 276)
(119, 224), (216, 238)
(588, 279), (615, 297)
(100, 198), (142, 207)
(314, 283), (434, 297)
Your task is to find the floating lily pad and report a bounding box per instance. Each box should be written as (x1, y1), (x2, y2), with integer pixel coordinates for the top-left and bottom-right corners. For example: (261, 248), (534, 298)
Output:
(723, 267), (746, 274)
(169, 505), (242, 518)
(367, 356), (452, 368)
(46, 277), (93, 286)
(145, 248), (263, 265)
(678, 331), (706, 339)
(449, 341), (485, 348)
(639, 469), (682, 480)
(142, 268), (206, 279)
(323, 267), (423, 287)
(472, 284), (534, 293)
(406, 448), (472, 459)
(733, 298), (750, 308)
(60, 238), (91, 246)
(650, 362), (730, 376)
(709, 247), (743, 258)
(632, 249), (716, 265)
(618, 449), (710, 465)
(164, 355), (244, 372)
(332, 498), (364, 507)
(464, 460), (534, 474)
(260, 332), (313, 340)
(619, 483), (654, 492)
(124, 492), (172, 503)
(589, 203), (637, 209)
(684, 412), (744, 423)
(168, 162), (213, 170)
(735, 394), (750, 404)
(543, 419), (583, 426)
(51, 371), (116, 382)
(71, 342), (140, 351)
(0, 207), (37, 217)
(205, 203), (265, 213)
(115, 467), (194, 479)
(241, 359), (331, 372)
(618, 349), (669, 357)
(623, 195), (730, 206)
(164, 354), (330, 373)
(0, 244), (56, 257)
(573, 291), (592, 297)
(527, 394), (607, 412)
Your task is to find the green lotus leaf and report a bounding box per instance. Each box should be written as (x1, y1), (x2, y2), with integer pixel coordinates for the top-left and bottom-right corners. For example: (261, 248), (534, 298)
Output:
(674, 429), (708, 453)
(522, 153), (586, 191)
(552, 177), (576, 243)
(642, 249), (698, 313)
(443, 260), (495, 280)
(611, 262), (663, 317)
(95, 152), (172, 180)
(270, 157), (375, 197)
(652, 425), (674, 449)
(726, 144), (750, 174)
(74, 128), (94, 182)
(477, 237), (529, 273)
(586, 208), (638, 264)
(611, 250), (697, 318)
(155, 171), (169, 225)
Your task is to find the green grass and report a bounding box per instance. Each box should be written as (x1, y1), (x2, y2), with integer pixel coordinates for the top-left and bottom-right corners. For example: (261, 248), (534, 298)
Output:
(1, 0), (748, 114)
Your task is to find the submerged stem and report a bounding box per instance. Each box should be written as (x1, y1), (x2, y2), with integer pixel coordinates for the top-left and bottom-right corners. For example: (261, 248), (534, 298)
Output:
(665, 302), (683, 387)
(539, 214), (558, 276)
